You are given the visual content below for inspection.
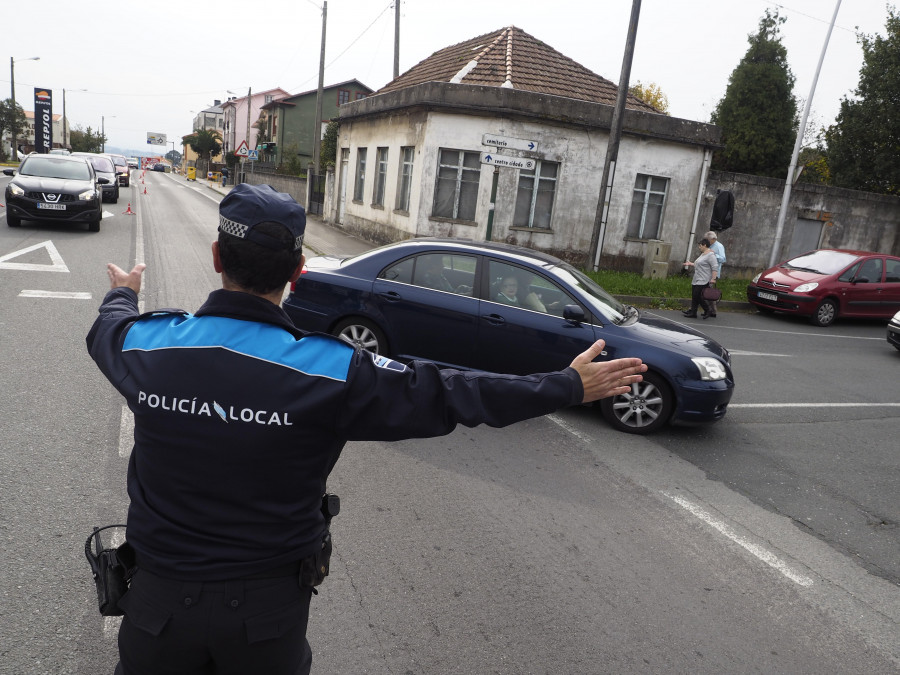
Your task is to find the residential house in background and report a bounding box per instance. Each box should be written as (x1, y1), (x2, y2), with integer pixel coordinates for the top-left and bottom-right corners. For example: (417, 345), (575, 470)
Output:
(221, 88), (290, 156)
(261, 79), (372, 169)
(2, 111), (67, 155)
(193, 101), (226, 133)
(330, 26), (720, 271)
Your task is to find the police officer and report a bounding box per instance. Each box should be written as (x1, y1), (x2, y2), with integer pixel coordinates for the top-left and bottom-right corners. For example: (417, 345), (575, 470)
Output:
(87, 183), (646, 675)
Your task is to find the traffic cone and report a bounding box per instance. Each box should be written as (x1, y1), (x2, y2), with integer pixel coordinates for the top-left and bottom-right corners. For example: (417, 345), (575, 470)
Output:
(123, 203), (135, 215)
(143, 186), (148, 195)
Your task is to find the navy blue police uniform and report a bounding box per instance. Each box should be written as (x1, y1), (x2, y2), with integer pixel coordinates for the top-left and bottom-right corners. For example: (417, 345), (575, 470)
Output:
(86, 184), (586, 675)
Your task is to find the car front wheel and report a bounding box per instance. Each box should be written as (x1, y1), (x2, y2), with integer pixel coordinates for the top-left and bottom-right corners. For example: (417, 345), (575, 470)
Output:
(7, 212), (21, 227)
(811, 298), (837, 327)
(599, 370), (673, 435)
(331, 318), (388, 355)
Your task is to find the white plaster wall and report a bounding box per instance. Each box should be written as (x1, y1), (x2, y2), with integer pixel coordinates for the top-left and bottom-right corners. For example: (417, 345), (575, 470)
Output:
(338, 109), (707, 266)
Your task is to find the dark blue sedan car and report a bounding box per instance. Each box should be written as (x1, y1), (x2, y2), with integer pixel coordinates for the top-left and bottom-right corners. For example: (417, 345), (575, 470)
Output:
(283, 238), (733, 434)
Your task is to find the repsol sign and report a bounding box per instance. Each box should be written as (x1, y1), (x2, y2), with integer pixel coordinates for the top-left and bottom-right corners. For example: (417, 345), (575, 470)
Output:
(34, 88), (52, 154)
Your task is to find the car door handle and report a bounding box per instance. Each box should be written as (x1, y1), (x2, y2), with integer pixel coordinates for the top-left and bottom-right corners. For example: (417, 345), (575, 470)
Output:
(376, 291), (402, 302)
(483, 314), (506, 326)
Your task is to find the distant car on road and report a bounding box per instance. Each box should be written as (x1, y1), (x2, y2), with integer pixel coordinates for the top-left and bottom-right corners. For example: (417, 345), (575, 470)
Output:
(127, 157), (139, 169)
(71, 152), (119, 203)
(283, 238), (734, 434)
(152, 163), (167, 172)
(747, 249), (900, 326)
(104, 153), (130, 187)
(3, 153), (105, 232)
(888, 311), (900, 351)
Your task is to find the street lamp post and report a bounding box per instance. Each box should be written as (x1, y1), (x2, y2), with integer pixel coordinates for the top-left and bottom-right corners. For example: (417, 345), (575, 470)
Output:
(63, 88), (86, 150)
(101, 115), (116, 152)
(9, 56), (40, 161)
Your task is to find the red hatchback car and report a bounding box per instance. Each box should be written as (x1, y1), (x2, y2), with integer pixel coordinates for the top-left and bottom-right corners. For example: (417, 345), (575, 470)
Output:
(747, 249), (900, 326)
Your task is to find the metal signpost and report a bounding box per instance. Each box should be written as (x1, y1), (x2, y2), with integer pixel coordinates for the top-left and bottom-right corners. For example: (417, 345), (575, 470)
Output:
(481, 133), (540, 240)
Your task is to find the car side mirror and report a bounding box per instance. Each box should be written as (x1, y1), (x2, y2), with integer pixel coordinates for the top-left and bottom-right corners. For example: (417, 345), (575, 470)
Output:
(2, 168), (14, 176)
(563, 304), (585, 324)
(98, 177), (109, 184)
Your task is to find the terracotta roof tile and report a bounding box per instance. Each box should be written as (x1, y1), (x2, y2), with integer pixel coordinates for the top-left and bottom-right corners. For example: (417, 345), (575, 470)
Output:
(377, 26), (659, 113)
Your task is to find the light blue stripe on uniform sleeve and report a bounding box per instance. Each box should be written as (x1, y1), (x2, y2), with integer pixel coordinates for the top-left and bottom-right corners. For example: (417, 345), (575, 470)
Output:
(123, 315), (353, 382)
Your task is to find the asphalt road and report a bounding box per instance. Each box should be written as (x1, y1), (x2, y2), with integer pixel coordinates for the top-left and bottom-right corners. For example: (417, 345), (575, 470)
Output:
(0, 170), (897, 674)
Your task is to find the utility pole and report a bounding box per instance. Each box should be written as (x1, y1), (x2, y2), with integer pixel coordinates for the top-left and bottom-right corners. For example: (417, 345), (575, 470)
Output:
(313, 0), (327, 175)
(769, 0), (842, 267)
(393, 0), (400, 79)
(587, 0), (641, 271)
(9, 57), (40, 161)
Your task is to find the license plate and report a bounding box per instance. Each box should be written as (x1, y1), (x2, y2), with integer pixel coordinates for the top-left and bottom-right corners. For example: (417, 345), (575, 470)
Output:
(757, 291), (778, 302)
(38, 203), (66, 211)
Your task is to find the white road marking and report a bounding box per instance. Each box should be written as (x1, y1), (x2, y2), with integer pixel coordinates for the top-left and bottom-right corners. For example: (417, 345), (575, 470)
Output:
(102, 210), (115, 219)
(728, 350), (792, 357)
(18, 290), (91, 299)
(547, 413), (594, 444)
(664, 492), (814, 587)
(0, 240), (69, 272)
(701, 323), (884, 341)
(119, 406), (134, 458)
(729, 402), (900, 408)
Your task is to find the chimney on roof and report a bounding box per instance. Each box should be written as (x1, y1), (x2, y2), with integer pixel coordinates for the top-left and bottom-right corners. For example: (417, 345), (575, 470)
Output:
(213, 99), (221, 106)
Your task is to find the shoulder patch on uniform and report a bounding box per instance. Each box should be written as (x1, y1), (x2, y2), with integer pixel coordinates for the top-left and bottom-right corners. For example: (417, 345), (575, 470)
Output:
(370, 352), (407, 372)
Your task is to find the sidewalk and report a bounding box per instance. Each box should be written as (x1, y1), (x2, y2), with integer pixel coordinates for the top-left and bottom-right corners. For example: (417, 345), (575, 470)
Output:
(191, 175), (750, 311)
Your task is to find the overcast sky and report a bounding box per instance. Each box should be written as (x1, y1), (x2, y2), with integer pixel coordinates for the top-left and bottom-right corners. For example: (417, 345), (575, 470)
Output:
(4, 0), (891, 155)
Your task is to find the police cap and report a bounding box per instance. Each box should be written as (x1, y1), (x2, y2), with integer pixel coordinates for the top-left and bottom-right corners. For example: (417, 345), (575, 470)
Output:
(218, 183), (305, 251)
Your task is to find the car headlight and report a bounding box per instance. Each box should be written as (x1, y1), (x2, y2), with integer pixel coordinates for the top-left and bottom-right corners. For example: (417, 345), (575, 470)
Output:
(751, 273), (761, 283)
(9, 183), (25, 197)
(77, 188), (96, 201)
(692, 357), (727, 381)
(794, 282), (819, 293)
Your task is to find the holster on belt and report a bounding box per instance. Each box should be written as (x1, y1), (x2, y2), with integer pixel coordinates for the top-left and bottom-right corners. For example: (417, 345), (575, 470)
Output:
(300, 493), (340, 588)
(84, 525), (137, 616)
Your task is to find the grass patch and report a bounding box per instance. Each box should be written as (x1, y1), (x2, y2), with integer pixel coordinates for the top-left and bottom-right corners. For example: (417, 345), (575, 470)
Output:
(584, 269), (748, 310)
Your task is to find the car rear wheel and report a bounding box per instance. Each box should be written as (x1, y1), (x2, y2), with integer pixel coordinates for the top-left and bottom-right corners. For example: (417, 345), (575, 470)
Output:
(811, 299), (837, 327)
(331, 318), (388, 355)
(599, 370), (673, 435)
(7, 212), (21, 227)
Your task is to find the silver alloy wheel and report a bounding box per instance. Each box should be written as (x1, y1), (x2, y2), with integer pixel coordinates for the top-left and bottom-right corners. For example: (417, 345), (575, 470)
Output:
(813, 299), (837, 327)
(600, 370), (673, 434)
(335, 321), (383, 353)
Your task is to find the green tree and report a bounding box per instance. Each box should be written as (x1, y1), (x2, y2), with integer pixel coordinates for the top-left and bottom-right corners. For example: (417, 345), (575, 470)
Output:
(628, 81), (669, 114)
(70, 125), (105, 153)
(825, 7), (900, 195)
(0, 98), (27, 162)
(320, 119), (339, 169)
(183, 128), (222, 163)
(710, 9), (798, 177)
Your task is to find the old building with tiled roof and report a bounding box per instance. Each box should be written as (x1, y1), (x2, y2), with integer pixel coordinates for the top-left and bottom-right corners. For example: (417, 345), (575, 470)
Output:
(324, 26), (723, 271)
(377, 26), (659, 113)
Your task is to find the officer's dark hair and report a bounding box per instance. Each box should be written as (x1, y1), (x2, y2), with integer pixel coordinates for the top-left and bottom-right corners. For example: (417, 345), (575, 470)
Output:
(217, 222), (302, 295)
(699, 238), (711, 247)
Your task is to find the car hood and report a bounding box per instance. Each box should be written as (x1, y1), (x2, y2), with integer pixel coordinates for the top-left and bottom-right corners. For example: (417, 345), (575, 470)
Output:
(11, 175), (92, 191)
(625, 312), (729, 361)
(758, 267), (825, 287)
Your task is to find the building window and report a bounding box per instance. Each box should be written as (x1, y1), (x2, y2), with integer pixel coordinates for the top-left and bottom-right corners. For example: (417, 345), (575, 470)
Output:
(513, 160), (558, 229)
(372, 147), (388, 207)
(353, 148), (367, 202)
(433, 149), (480, 221)
(396, 146), (414, 212)
(355, 92), (367, 100)
(338, 90), (350, 105)
(626, 174), (669, 239)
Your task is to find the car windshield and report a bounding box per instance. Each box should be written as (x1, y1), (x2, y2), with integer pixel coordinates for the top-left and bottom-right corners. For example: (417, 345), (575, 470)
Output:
(88, 156), (115, 173)
(784, 250), (860, 275)
(110, 156), (127, 167)
(548, 262), (629, 323)
(19, 156), (91, 180)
